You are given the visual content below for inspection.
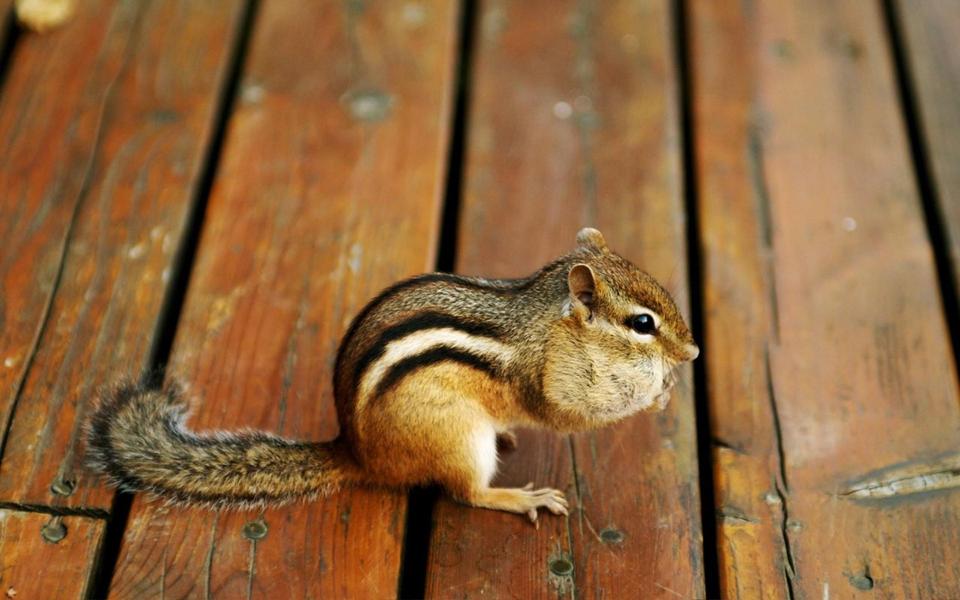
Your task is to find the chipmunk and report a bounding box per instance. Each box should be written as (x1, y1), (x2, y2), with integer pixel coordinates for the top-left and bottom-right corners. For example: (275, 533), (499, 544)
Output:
(87, 228), (698, 524)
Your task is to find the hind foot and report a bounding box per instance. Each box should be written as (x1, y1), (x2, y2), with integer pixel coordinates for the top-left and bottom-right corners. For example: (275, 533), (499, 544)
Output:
(466, 482), (568, 528)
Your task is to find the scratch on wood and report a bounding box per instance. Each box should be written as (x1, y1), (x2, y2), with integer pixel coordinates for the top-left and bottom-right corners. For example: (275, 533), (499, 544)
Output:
(712, 436), (747, 455)
(570, 0), (599, 225)
(717, 505), (759, 524)
(567, 434), (584, 540)
(578, 507), (603, 543)
(654, 581), (684, 598)
(747, 115), (781, 341)
(765, 347), (789, 491)
(764, 344), (796, 598)
(246, 536), (257, 600)
(161, 545), (167, 600)
(773, 483), (797, 600)
(204, 516), (219, 600)
(841, 454), (960, 499)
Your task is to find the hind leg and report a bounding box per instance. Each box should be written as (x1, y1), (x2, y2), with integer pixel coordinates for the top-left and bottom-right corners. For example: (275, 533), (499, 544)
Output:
(356, 365), (568, 524)
(438, 415), (568, 526)
(428, 417), (567, 525)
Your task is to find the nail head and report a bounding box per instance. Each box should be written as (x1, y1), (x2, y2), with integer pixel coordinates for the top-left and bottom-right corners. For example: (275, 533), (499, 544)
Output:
(51, 478), (76, 497)
(242, 519), (268, 540)
(599, 528), (624, 544)
(41, 520), (67, 544)
(850, 574), (874, 590)
(549, 558), (574, 577)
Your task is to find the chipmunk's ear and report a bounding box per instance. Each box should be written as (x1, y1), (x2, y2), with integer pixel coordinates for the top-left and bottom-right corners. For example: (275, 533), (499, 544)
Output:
(576, 227), (607, 250)
(568, 263), (597, 307)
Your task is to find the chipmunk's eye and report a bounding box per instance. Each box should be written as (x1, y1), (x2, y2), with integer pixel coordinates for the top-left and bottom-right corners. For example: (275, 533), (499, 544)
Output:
(627, 313), (657, 335)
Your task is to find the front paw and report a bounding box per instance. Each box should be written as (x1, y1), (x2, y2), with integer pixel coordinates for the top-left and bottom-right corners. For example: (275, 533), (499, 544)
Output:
(520, 483), (569, 527)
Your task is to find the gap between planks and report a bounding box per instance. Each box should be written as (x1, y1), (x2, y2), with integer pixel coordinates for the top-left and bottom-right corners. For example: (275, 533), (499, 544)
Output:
(879, 0), (960, 377)
(397, 0), (478, 597)
(674, 0), (721, 597)
(86, 1), (262, 598)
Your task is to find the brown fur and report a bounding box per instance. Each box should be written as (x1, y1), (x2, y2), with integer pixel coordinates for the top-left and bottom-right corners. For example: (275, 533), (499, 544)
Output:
(87, 228), (697, 523)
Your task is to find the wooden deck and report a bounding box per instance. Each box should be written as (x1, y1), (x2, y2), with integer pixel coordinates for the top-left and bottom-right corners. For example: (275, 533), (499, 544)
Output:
(1, 0), (958, 598)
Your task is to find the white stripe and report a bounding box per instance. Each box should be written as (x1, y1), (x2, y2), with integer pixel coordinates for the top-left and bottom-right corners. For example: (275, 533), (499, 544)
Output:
(357, 328), (514, 407)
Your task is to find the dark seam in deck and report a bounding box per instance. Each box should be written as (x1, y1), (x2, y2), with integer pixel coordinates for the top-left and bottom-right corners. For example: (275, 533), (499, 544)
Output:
(0, 2), (145, 467)
(397, 0), (477, 596)
(433, 0), (473, 274)
(0, 500), (109, 519)
(880, 0), (960, 378)
(86, 1), (262, 598)
(0, 5), (19, 94)
(675, 0), (720, 597)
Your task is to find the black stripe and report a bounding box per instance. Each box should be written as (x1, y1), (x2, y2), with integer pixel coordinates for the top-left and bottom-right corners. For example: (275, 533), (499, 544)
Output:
(333, 262), (565, 396)
(336, 273), (531, 378)
(374, 346), (500, 398)
(352, 311), (503, 391)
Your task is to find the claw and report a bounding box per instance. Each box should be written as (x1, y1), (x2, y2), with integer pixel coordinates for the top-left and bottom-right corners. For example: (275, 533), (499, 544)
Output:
(527, 508), (539, 528)
(522, 482), (535, 491)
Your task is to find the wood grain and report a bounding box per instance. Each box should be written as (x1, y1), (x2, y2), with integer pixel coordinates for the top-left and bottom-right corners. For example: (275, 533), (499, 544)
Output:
(0, 509), (105, 598)
(896, 0), (960, 295)
(0, 0), (247, 511)
(425, 0), (703, 597)
(692, 0), (960, 597)
(107, 1), (458, 597)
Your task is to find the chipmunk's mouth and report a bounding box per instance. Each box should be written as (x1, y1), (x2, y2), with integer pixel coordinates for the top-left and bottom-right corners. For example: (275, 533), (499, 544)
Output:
(651, 368), (680, 410)
(662, 369), (680, 391)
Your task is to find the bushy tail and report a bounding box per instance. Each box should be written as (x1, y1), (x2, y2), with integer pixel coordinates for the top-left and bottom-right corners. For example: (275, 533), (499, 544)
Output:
(86, 380), (362, 509)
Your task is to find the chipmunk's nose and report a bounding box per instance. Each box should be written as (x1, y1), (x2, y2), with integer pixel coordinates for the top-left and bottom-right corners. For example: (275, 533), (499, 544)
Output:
(682, 343), (700, 361)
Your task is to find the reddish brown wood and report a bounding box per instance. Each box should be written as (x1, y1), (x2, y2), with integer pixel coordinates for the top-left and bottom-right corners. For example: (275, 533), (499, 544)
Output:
(896, 0), (960, 294)
(0, 0), (247, 511)
(691, 1), (789, 596)
(693, 0), (960, 597)
(108, 1), (458, 597)
(0, 509), (105, 598)
(426, 0), (703, 597)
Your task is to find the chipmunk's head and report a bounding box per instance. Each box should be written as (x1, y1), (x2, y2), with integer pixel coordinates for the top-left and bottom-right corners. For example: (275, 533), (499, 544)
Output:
(542, 228), (698, 429)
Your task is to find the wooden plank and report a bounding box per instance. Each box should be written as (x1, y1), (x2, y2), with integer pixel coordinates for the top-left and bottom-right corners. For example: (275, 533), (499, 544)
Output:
(692, 0), (960, 597)
(0, 509), (105, 598)
(107, 1), (458, 597)
(690, 2), (788, 596)
(896, 0), (960, 294)
(0, 0), (247, 511)
(426, 0), (703, 597)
